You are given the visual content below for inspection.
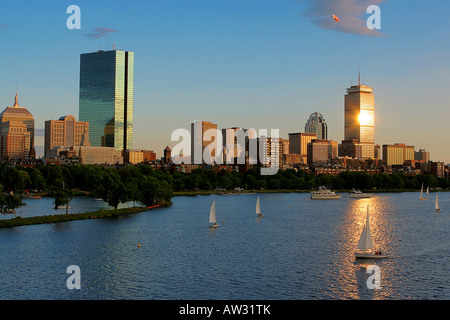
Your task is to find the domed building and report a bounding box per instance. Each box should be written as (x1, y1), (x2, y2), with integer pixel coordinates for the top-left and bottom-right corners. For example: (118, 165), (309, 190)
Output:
(304, 112), (328, 140)
(0, 93), (35, 160)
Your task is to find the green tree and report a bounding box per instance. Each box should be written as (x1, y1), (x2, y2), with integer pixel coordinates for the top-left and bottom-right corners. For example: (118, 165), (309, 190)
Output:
(51, 187), (74, 214)
(139, 176), (173, 206)
(0, 193), (26, 214)
(96, 169), (127, 209)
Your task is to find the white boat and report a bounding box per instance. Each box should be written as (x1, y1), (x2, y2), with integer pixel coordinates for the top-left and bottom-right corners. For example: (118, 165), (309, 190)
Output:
(256, 196), (263, 218)
(350, 188), (371, 198)
(435, 193), (440, 212)
(310, 186), (341, 200)
(426, 186), (430, 196)
(209, 200), (219, 228)
(355, 205), (388, 259)
(419, 183), (427, 201)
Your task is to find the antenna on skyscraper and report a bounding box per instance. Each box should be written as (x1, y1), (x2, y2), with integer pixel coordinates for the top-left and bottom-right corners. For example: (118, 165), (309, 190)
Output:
(358, 67), (361, 86)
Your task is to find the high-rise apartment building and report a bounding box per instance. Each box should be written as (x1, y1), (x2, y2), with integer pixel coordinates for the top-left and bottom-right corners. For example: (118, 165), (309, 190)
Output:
(305, 112), (328, 139)
(44, 115), (90, 159)
(0, 94), (35, 159)
(344, 79), (375, 159)
(79, 49), (134, 150)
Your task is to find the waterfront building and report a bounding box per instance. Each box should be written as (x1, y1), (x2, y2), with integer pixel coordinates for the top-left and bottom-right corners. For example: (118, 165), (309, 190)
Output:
(79, 49), (134, 150)
(44, 115), (89, 159)
(0, 93), (35, 159)
(344, 78), (375, 159)
(382, 143), (415, 166)
(305, 112), (328, 139)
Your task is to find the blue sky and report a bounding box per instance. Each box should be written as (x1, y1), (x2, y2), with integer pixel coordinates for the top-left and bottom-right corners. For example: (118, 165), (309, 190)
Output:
(1, 0), (449, 162)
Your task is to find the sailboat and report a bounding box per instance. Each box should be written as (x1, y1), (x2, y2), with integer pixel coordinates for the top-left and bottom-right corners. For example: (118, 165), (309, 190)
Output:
(256, 196), (263, 218)
(209, 200), (219, 228)
(355, 205), (388, 259)
(419, 183), (427, 201)
(435, 193), (440, 212)
(426, 186), (430, 196)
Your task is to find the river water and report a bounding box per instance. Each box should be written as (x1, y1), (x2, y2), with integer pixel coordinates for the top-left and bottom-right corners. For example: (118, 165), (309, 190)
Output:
(0, 192), (448, 300)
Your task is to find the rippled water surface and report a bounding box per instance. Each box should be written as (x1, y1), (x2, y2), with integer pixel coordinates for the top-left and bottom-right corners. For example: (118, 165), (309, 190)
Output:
(0, 192), (448, 300)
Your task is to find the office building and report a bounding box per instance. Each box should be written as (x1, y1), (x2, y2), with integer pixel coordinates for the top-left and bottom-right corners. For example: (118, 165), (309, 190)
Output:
(44, 115), (89, 159)
(79, 49), (134, 150)
(222, 127), (257, 165)
(307, 139), (338, 164)
(344, 79), (375, 159)
(191, 120), (218, 164)
(339, 139), (362, 159)
(78, 146), (123, 165)
(305, 112), (328, 139)
(414, 149), (430, 163)
(382, 143), (414, 166)
(0, 93), (35, 159)
(288, 132), (317, 164)
(124, 149), (156, 164)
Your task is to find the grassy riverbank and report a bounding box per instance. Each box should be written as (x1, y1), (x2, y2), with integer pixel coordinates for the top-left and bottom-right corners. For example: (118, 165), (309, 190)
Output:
(0, 202), (171, 228)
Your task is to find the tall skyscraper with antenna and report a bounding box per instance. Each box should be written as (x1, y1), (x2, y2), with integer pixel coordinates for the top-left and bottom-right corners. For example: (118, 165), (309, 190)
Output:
(343, 73), (375, 159)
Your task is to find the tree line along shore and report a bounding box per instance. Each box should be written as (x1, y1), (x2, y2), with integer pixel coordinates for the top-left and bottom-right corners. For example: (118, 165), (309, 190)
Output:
(0, 163), (448, 228)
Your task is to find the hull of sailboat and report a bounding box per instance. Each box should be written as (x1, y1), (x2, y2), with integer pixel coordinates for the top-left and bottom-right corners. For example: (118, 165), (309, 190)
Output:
(210, 224), (219, 228)
(355, 252), (388, 259)
(419, 198), (428, 201)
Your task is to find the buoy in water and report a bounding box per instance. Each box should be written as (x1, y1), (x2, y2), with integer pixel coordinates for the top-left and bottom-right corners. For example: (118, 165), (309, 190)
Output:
(138, 243), (141, 248)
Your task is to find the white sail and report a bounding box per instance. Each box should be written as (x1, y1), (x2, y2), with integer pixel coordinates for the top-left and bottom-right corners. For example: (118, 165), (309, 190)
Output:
(420, 183), (424, 199)
(209, 200), (216, 223)
(435, 193), (440, 210)
(426, 186), (430, 195)
(356, 205), (374, 252)
(256, 196), (261, 215)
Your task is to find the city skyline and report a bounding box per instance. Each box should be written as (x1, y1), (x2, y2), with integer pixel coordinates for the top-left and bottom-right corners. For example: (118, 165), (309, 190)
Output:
(1, 1), (449, 162)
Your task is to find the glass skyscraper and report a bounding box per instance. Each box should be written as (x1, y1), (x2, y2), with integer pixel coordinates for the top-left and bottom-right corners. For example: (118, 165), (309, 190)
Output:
(79, 49), (134, 150)
(344, 81), (375, 159)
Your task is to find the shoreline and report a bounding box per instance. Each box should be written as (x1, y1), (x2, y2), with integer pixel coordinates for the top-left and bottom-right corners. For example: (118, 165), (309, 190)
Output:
(0, 202), (171, 228)
(174, 188), (449, 196)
